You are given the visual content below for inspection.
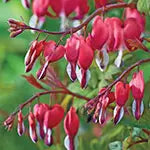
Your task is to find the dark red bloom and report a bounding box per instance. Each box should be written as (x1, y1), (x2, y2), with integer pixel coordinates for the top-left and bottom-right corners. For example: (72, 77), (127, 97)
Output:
(114, 81), (130, 124)
(64, 107), (79, 150)
(130, 70), (144, 120)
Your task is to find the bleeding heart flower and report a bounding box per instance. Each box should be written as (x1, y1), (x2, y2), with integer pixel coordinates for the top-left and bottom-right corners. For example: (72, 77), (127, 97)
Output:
(49, 0), (79, 17)
(17, 111), (25, 136)
(64, 107), (79, 150)
(125, 8), (145, 33)
(124, 18), (142, 51)
(74, 0), (89, 19)
(130, 70), (144, 120)
(43, 104), (64, 146)
(28, 112), (38, 143)
(90, 16), (109, 50)
(65, 34), (80, 81)
(25, 40), (45, 72)
(37, 40), (66, 80)
(33, 103), (49, 139)
(98, 88), (115, 124)
(77, 38), (94, 88)
(32, 0), (50, 17)
(114, 81), (130, 124)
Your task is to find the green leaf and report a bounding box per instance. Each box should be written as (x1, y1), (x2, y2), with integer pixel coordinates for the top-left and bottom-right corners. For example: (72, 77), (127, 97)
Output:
(137, 0), (150, 16)
(108, 141), (122, 150)
(120, 109), (150, 129)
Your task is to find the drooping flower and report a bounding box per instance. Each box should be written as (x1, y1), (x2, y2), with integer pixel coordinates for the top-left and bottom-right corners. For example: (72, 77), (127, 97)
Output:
(65, 34), (80, 81)
(114, 81), (130, 124)
(64, 107), (79, 150)
(130, 70), (144, 120)
(28, 112), (38, 143)
(17, 111), (25, 136)
(33, 103), (49, 139)
(98, 88), (115, 124)
(43, 104), (64, 146)
(125, 8), (145, 33)
(25, 39), (45, 72)
(105, 17), (124, 68)
(37, 40), (66, 80)
(77, 37), (94, 88)
(123, 18), (142, 51)
(74, 0), (89, 20)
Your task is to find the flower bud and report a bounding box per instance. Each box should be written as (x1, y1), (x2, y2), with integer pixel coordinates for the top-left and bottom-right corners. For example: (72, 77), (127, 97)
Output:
(77, 38), (94, 88)
(17, 111), (25, 136)
(64, 107), (79, 150)
(65, 34), (80, 81)
(114, 81), (130, 124)
(28, 112), (38, 143)
(130, 70), (144, 120)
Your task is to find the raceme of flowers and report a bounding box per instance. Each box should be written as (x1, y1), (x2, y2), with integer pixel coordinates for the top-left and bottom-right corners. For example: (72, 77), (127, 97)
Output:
(6, 0), (148, 150)
(15, 7), (145, 89)
(86, 70), (145, 125)
(17, 104), (79, 149)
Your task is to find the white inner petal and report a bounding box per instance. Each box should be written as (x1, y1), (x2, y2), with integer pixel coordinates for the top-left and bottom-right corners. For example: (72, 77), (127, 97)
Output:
(47, 129), (52, 145)
(95, 49), (109, 72)
(114, 49), (123, 68)
(113, 106), (124, 124)
(29, 127), (36, 143)
(64, 135), (70, 150)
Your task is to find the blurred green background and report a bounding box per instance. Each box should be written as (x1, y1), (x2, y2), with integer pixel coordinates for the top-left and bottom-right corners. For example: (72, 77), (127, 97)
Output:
(0, 0), (150, 150)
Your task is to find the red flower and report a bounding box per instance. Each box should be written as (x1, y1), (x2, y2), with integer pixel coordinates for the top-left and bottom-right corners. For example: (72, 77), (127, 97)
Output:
(64, 107), (79, 150)
(130, 70), (144, 120)
(114, 81), (130, 124)
(32, 0), (50, 17)
(49, 0), (79, 17)
(90, 16), (109, 50)
(33, 103), (49, 139)
(125, 8), (145, 33)
(74, 0), (89, 19)
(43, 104), (64, 146)
(77, 38), (94, 88)
(65, 34), (80, 81)
(25, 40), (45, 72)
(98, 88), (115, 124)
(124, 18), (142, 51)
(37, 40), (65, 80)
(17, 111), (25, 136)
(28, 112), (38, 143)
